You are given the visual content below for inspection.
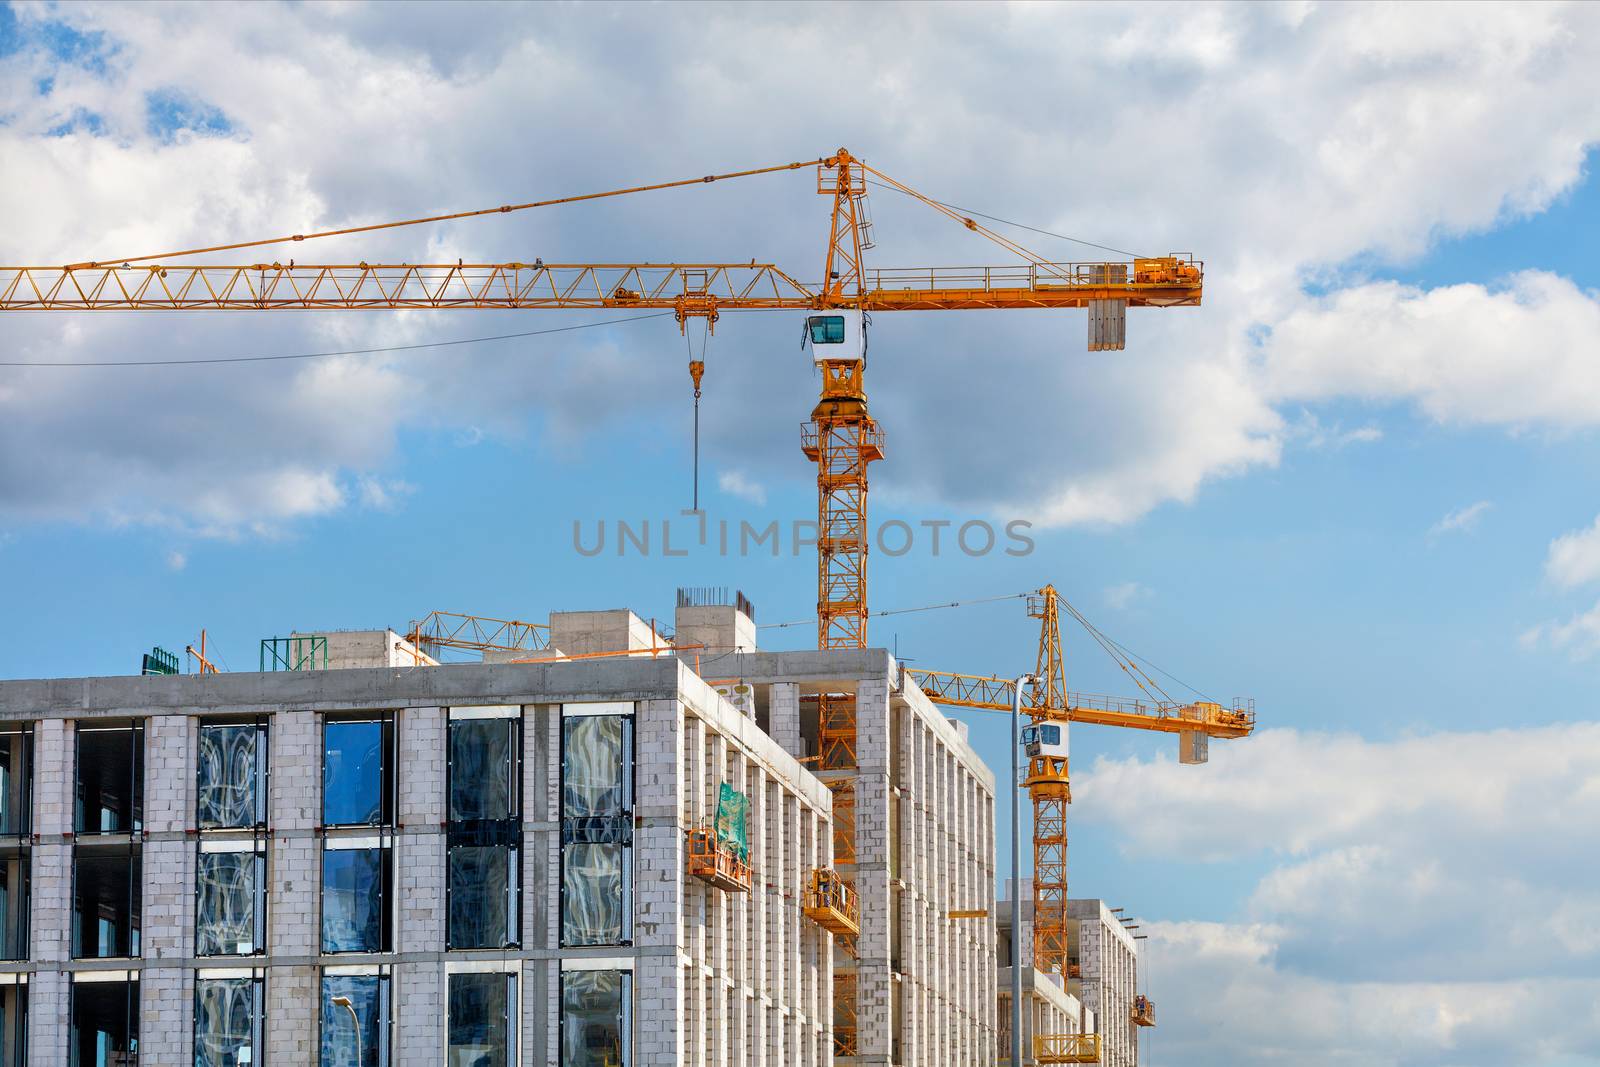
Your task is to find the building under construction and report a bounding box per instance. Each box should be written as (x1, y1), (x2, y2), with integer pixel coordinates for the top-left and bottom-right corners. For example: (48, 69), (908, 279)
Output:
(0, 594), (1026, 1067)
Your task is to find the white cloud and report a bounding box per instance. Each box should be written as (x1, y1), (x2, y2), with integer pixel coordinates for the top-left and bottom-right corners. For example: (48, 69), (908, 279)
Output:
(1075, 724), (1600, 1064)
(356, 476), (415, 512)
(1521, 600), (1600, 661)
(1545, 515), (1600, 590)
(1429, 500), (1492, 538)
(717, 470), (767, 506)
(1260, 273), (1600, 429)
(3, 3), (1600, 533)
(1103, 581), (1150, 610)
(1287, 412), (1384, 451)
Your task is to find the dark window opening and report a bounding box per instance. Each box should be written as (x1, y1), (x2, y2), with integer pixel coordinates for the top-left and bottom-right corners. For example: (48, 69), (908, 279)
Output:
(0, 850), (29, 961)
(76, 723), (144, 835)
(321, 846), (391, 954)
(447, 845), (518, 950)
(198, 722), (269, 830)
(70, 978), (138, 1067)
(448, 971), (515, 1067)
(446, 713), (522, 950)
(0, 983), (25, 1067)
(319, 973), (389, 1067)
(0, 726), (33, 838)
(194, 976), (262, 1067)
(72, 846), (141, 959)
(560, 969), (631, 1067)
(323, 716), (394, 828)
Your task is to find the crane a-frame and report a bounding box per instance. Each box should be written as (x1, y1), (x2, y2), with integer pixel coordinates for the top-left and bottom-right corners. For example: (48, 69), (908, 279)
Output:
(0, 148), (1205, 1059)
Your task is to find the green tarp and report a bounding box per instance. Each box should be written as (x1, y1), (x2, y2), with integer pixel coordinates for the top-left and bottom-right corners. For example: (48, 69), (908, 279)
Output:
(715, 783), (749, 861)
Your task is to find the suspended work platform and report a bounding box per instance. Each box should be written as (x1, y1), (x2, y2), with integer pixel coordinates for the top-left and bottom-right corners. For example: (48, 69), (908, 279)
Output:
(686, 827), (752, 893)
(1034, 1033), (1102, 1064)
(1132, 994), (1156, 1027)
(803, 868), (860, 937)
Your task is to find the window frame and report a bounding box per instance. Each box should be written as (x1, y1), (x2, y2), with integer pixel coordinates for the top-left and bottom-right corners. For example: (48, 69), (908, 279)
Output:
(318, 838), (394, 956)
(558, 708), (635, 949)
(444, 708), (523, 951)
(68, 973), (140, 1067)
(69, 841), (141, 961)
(445, 964), (518, 1067)
(0, 976), (26, 1066)
(196, 718), (270, 831)
(318, 967), (392, 1067)
(321, 713), (396, 830)
(193, 969), (265, 1067)
(194, 844), (268, 958)
(558, 966), (633, 1067)
(73, 720), (144, 836)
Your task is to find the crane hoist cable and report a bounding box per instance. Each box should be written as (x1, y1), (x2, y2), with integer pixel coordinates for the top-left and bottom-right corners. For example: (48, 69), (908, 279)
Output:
(684, 318), (710, 510)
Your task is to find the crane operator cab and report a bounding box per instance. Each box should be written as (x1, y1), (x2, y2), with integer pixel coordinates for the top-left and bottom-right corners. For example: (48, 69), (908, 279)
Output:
(1021, 722), (1069, 761)
(802, 310), (867, 365)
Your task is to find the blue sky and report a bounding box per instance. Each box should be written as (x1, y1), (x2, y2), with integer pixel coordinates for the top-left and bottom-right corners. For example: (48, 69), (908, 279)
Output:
(3, 3), (1600, 1063)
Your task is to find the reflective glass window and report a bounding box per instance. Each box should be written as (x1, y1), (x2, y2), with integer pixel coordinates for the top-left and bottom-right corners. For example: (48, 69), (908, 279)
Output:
(0, 726), (32, 838)
(323, 718), (393, 828)
(0, 984), (24, 1067)
(319, 973), (389, 1067)
(561, 716), (631, 821)
(69, 979), (138, 1067)
(561, 843), (628, 947)
(76, 724), (143, 834)
(808, 315), (846, 344)
(560, 970), (631, 1067)
(198, 723), (268, 829)
(560, 714), (632, 947)
(72, 846), (141, 959)
(321, 847), (390, 953)
(447, 845), (518, 949)
(447, 971), (515, 1067)
(195, 976), (262, 1067)
(196, 851), (265, 956)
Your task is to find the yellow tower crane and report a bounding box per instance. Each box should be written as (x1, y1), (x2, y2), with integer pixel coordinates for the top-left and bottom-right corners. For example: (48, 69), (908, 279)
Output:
(910, 585), (1254, 1060)
(0, 150), (1203, 1058)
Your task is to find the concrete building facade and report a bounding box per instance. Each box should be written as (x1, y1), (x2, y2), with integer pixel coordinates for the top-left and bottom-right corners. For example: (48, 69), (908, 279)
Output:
(999, 887), (1145, 1067)
(0, 649), (834, 1066)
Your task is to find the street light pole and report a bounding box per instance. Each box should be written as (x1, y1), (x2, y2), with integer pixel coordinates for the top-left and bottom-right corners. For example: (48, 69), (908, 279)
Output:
(331, 995), (363, 1066)
(1011, 673), (1036, 1067)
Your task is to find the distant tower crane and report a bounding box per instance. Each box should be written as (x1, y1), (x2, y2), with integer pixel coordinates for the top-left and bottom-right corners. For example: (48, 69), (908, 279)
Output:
(911, 584), (1254, 1060)
(0, 149), (1204, 1058)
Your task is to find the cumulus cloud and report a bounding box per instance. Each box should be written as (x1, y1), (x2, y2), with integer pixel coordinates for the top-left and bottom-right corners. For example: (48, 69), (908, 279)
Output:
(1259, 273), (1600, 429)
(1074, 724), (1600, 1064)
(3, 2), (1600, 535)
(1545, 515), (1600, 590)
(716, 469), (767, 506)
(1521, 600), (1600, 661)
(1429, 500), (1492, 538)
(1102, 581), (1150, 610)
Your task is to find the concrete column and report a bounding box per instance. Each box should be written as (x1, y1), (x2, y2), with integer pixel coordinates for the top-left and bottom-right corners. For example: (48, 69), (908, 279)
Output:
(767, 683), (801, 759)
(396, 705), (444, 1067)
(141, 715), (196, 1067)
(267, 709), (318, 1065)
(526, 706), (559, 1063)
(28, 719), (71, 1067)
